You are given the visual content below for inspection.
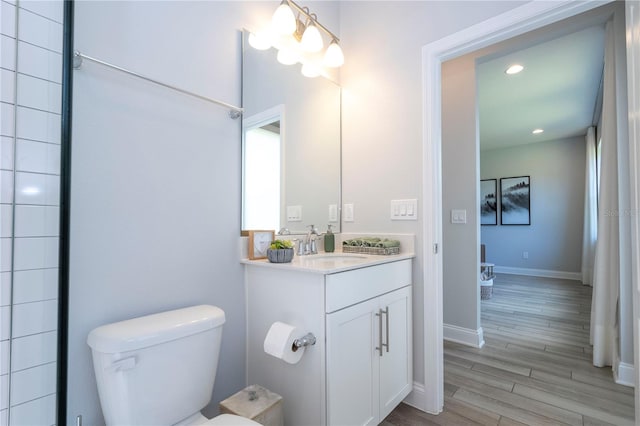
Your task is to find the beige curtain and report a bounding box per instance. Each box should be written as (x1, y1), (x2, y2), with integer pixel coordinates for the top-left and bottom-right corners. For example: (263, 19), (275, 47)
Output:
(581, 127), (598, 286)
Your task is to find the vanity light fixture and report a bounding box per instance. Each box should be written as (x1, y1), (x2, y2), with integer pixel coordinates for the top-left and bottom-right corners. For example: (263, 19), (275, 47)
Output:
(532, 128), (544, 134)
(252, 0), (344, 77)
(505, 64), (524, 75)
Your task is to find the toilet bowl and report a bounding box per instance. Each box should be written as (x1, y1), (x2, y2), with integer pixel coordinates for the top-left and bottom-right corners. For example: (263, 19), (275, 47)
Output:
(87, 305), (259, 426)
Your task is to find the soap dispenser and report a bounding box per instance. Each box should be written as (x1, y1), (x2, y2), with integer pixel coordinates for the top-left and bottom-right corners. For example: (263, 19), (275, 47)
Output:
(324, 225), (335, 253)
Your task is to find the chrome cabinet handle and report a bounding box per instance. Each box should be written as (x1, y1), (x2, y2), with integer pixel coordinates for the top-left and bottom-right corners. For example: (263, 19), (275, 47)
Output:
(382, 307), (389, 353)
(375, 309), (383, 357)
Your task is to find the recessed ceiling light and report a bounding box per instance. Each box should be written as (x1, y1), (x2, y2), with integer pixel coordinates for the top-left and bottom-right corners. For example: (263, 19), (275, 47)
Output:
(505, 64), (524, 75)
(532, 128), (544, 134)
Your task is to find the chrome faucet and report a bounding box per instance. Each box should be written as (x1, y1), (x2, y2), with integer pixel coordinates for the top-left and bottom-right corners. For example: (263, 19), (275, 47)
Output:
(304, 224), (319, 255)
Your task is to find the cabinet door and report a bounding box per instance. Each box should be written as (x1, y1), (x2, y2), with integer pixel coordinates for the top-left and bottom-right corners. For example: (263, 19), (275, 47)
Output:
(326, 297), (379, 426)
(378, 286), (413, 420)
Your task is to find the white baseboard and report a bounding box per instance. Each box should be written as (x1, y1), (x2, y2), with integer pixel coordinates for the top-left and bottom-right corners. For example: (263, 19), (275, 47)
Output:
(403, 382), (426, 412)
(443, 324), (485, 348)
(494, 266), (581, 281)
(614, 360), (635, 388)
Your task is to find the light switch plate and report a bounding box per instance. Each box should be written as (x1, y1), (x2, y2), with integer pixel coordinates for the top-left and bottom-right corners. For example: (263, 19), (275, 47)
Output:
(391, 199), (418, 220)
(451, 209), (467, 224)
(343, 203), (354, 222)
(287, 205), (302, 221)
(329, 204), (338, 222)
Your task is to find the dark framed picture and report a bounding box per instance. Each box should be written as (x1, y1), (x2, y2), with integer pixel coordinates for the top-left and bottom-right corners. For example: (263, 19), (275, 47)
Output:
(480, 179), (498, 226)
(500, 176), (530, 225)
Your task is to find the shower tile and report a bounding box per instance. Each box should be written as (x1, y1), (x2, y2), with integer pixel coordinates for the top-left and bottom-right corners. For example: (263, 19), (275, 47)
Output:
(0, 374), (7, 410)
(1, 35), (16, 71)
(13, 237), (58, 271)
(0, 238), (11, 272)
(0, 340), (8, 374)
(1, 69), (15, 104)
(18, 8), (62, 53)
(17, 41), (62, 83)
(8, 393), (55, 426)
(0, 408), (5, 426)
(1, 103), (15, 138)
(14, 205), (59, 237)
(0, 170), (13, 204)
(0, 272), (10, 306)
(11, 331), (57, 371)
(9, 362), (56, 405)
(16, 106), (59, 144)
(14, 172), (60, 206)
(11, 299), (57, 338)
(15, 140), (60, 175)
(16, 74), (61, 114)
(13, 268), (57, 303)
(0, 305), (9, 340)
(1, 137), (14, 170)
(0, 205), (12, 237)
(1, 2), (16, 38)
(19, 0), (63, 24)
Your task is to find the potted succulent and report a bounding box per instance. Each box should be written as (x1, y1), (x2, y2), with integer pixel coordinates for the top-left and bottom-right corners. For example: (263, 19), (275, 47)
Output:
(267, 240), (295, 263)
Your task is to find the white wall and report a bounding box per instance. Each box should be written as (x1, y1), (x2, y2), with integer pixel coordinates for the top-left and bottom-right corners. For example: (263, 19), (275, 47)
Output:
(338, 0), (526, 391)
(480, 137), (586, 275)
(1, 1), (63, 424)
(68, 1), (339, 424)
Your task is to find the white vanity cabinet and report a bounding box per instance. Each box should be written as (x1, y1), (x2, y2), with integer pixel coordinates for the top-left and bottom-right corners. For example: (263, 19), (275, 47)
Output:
(244, 257), (413, 426)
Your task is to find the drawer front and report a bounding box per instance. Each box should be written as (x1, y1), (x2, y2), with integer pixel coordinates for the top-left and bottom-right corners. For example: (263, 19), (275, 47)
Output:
(325, 259), (412, 313)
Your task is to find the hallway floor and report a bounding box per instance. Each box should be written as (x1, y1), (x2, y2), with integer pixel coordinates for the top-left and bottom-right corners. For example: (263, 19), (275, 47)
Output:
(383, 274), (635, 425)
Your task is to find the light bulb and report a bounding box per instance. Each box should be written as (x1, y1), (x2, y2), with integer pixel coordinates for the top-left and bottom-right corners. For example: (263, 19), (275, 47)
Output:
(301, 21), (323, 52)
(248, 32), (271, 50)
(323, 39), (344, 67)
(505, 64), (524, 75)
(301, 63), (320, 78)
(277, 49), (299, 65)
(272, 1), (296, 35)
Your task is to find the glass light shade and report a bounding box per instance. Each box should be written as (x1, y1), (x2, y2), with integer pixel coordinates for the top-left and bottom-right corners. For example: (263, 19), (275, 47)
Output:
(248, 32), (271, 50)
(301, 63), (320, 78)
(272, 1), (296, 35)
(300, 22), (323, 52)
(505, 64), (524, 75)
(323, 40), (344, 67)
(277, 48), (299, 65)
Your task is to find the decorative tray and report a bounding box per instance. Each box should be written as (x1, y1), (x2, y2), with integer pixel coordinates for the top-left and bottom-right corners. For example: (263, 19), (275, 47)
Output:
(342, 246), (400, 256)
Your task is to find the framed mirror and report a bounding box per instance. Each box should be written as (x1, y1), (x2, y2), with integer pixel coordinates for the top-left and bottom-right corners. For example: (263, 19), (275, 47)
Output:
(241, 29), (341, 234)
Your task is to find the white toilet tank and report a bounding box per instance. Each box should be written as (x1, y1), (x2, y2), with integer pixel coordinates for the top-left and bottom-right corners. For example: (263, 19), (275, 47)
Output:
(87, 305), (226, 426)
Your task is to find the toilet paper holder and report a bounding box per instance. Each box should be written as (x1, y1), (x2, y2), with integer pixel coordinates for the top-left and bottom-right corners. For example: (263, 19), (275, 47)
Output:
(292, 333), (316, 352)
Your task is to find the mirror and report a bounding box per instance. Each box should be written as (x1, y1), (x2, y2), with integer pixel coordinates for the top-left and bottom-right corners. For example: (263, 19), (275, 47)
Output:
(241, 30), (341, 234)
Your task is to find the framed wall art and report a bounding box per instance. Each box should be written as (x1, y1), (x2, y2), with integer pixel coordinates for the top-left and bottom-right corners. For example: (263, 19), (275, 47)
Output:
(500, 176), (530, 225)
(480, 179), (498, 225)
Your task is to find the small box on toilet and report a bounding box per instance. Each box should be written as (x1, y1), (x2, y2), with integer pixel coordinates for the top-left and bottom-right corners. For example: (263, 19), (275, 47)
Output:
(219, 385), (283, 426)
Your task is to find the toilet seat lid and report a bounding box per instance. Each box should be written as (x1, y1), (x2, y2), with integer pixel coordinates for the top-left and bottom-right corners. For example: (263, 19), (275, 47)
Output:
(205, 414), (261, 425)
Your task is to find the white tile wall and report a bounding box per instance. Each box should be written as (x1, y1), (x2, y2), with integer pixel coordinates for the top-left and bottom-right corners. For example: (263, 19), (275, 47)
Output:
(2, 1), (63, 421)
(14, 205), (59, 237)
(0, 103), (15, 137)
(0, 170), (13, 203)
(13, 237), (58, 271)
(11, 299), (57, 338)
(16, 74), (61, 114)
(1, 2), (16, 38)
(18, 9), (62, 53)
(14, 172), (59, 205)
(17, 41), (61, 83)
(15, 140), (60, 175)
(11, 332), (56, 371)
(13, 268), (57, 303)
(15, 106), (59, 143)
(1, 35), (16, 71)
(0, 205), (11, 237)
(0, 137), (14, 170)
(9, 362), (56, 405)
(0, 69), (15, 104)
(9, 393), (55, 426)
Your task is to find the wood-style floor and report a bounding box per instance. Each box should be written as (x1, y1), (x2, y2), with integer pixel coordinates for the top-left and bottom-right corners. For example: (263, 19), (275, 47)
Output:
(383, 274), (636, 426)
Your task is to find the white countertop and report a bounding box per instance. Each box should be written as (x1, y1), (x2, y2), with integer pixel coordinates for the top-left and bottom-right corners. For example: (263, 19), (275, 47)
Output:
(241, 251), (415, 274)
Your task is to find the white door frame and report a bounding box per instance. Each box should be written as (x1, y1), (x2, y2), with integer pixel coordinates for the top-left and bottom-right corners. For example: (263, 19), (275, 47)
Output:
(420, 0), (621, 414)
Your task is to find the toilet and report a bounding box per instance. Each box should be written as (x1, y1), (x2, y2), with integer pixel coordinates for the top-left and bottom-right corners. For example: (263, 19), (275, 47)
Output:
(87, 305), (260, 426)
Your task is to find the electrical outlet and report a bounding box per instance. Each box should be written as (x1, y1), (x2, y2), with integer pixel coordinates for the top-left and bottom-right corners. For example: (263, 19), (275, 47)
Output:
(522, 251), (529, 259)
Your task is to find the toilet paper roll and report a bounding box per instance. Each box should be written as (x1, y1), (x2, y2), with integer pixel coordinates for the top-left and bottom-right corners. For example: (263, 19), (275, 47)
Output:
(263, 321), (305, 364)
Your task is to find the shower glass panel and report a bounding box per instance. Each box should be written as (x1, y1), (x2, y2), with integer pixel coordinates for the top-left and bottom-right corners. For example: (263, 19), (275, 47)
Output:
(0, 0), (64, 424)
